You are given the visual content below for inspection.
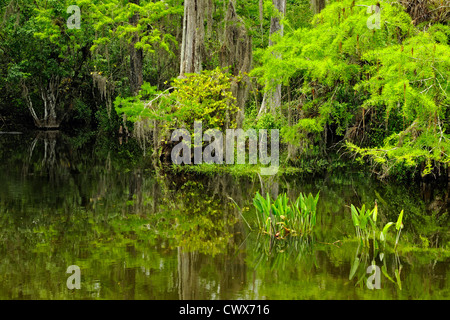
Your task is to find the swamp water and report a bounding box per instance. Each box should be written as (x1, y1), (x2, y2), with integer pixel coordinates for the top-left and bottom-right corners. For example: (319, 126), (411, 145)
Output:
(0, 132), (448, 299)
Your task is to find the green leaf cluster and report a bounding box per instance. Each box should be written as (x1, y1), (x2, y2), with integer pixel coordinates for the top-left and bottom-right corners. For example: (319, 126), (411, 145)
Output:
(253, 191), (319, 237)
(350, 202), (404, 250)
(253, 0), (450, 178)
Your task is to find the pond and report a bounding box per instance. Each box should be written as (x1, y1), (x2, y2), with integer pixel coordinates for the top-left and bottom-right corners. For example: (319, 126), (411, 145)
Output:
(0, 132), (448, 300)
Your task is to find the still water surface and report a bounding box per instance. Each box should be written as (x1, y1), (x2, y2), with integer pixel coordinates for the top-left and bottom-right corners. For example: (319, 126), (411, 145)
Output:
(0, 132), (448, 299)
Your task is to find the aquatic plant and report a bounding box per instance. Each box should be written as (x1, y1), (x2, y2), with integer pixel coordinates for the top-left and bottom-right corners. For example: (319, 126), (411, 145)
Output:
(350, 202), (405, 251)
(348, 202), (405, 290)
(350, 203), (374, 246)
(379, 209), (404, 251)
(292, 192), (319, 235)
(253, 191), (319, 238)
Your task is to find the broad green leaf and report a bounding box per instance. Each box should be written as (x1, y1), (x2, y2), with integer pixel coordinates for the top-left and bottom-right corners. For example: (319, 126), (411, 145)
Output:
(382, 222), (394, 235)
(381, 264), (396, 284)
(396, 210), (404, 231)
(372, 203), (378, 222)
(351, 205), (359, 227)
(349, 257), (360, 280)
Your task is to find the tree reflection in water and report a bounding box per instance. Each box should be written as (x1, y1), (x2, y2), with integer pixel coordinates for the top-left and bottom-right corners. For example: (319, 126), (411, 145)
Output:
(0, 134), (448, 299)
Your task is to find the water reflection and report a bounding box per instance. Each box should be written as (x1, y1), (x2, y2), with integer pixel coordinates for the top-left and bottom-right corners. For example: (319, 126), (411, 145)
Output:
(348, 244), (403, 291)
(0, 133), (448, 299)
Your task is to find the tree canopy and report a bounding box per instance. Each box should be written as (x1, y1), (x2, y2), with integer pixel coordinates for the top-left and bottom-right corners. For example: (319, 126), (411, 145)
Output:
(0, 0), (449, 180)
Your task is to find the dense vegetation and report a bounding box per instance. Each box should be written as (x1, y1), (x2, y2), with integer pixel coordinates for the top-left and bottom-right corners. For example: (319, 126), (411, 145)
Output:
(1, 0), (449, 180)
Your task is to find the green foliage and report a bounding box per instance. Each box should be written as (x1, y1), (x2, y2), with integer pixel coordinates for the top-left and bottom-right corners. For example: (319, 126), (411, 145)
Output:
(95, 106), (121, 133)
(88, 0), (181, 54)
(350, 201), (404, 251)
(0, 0), (93, 116)
(114, 81), (160, 122)
(167, 68), (240, 131)
(253, 191), (319, 237)
(85, 0), (182, 94)
(115, 67), (242, 141)
(1, 0), (449, 181)
(253, 112), (283, 131)
(0, 0), (184, 128)
(350, 203), (374, 246)
(346, 125), (450, 178)
(252, 0), (450, 179)
(72, 98), (92, 124)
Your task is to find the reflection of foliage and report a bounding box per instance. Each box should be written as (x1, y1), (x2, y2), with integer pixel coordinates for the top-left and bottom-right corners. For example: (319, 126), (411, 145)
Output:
(349, 243), (403, 291)
(0, 135), (449, 299)
(149, 180), (239, 256)
(252, 233), (315, 272)
(368, 181), (450, 249)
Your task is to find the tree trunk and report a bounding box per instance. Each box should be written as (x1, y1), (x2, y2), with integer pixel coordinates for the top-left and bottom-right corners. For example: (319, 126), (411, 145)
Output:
(180, 0), (209, 76)
(220, 0), (252, 128)
(311, 0), (326, 14)
(129, 0), (143, 95)
(22, 76), (61, 129)
(177, 249), (200, 299)
(39, 79), (59, 127)
(258, 0), (286, 117)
